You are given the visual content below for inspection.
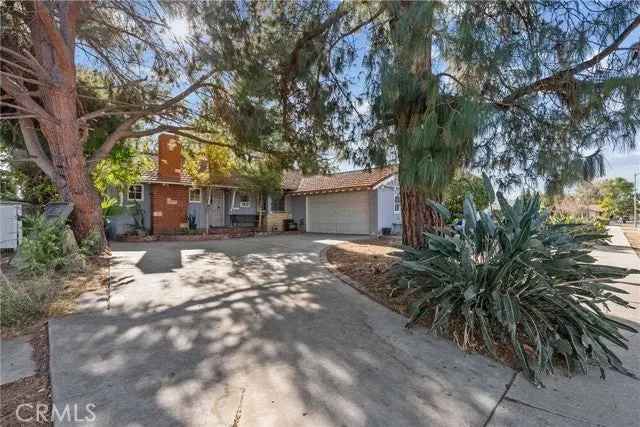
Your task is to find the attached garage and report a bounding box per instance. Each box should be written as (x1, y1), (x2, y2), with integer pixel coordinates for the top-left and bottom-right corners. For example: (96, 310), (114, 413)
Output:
(306, 191), (372, 234)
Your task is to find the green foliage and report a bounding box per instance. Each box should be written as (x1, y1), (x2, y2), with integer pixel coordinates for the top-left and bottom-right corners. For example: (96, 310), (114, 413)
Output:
(92, 142), (153, 197)
(18, 214), (67, 274)
(547, 212), (607, 234)
(183, 134), (236, 186)
(598, 178), (634, 219)
(188, 1), (358, 173)
(403, 181), (637, 385)
(363, 2), (640, 194)
(444, 173), (490, 216)
(79, 230), (103, 256)
(237, 161), (283, 197)
(100, 195), (124, 219)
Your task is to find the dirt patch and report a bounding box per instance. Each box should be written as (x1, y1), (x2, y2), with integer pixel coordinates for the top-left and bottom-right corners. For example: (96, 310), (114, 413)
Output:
(326, 239), (517, 369)
(326, 239), (407, 313)
(621, 225), (640, 258)
(0, 323), (52, 426)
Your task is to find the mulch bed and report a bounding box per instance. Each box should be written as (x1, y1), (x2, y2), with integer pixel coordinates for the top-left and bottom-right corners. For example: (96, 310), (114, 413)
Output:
(0, 323), (52, 426)
(326, 239), (517, 369)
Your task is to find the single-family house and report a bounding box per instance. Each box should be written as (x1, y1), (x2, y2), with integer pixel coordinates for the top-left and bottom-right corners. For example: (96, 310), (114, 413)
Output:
(109, 134), (401, 237)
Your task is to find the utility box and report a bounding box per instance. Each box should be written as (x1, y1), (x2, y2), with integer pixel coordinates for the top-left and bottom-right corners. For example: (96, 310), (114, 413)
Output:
(0, 203), (23, 250)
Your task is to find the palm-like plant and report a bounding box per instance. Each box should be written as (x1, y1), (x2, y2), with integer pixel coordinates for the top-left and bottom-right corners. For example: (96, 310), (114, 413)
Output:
(403, 175), (638, 385)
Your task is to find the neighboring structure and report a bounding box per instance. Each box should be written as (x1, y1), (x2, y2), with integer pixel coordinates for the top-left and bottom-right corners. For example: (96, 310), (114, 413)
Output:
(0, 202), (25, 250)
(109, 134), (401, 237)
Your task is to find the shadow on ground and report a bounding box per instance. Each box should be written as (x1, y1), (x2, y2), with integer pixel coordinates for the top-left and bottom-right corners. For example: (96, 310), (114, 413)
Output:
(50, 235), (511, 427)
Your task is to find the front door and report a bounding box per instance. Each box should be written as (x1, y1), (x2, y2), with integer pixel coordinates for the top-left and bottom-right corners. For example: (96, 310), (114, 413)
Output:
(208, 189), (225, 227)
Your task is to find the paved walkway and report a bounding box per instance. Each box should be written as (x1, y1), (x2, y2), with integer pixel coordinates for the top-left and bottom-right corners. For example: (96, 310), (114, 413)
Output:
(48, 231), (639, 426)
(0, 335), (36, 385)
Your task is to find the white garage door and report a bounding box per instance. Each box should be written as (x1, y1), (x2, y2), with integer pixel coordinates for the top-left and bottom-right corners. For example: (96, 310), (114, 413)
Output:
(308, 191), (371, 234)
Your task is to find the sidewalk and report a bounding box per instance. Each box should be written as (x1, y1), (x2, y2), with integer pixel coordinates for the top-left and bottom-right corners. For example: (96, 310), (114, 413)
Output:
(487, 226), (640, 427)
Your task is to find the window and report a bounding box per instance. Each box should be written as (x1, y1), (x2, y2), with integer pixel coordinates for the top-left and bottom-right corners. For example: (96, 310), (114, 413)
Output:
(239, 193), (250, 208)
(271, 195), (286, 212)
(128, 185), (143, 201)
(393, 186), (401, 214)
(189, 188), (201, 203)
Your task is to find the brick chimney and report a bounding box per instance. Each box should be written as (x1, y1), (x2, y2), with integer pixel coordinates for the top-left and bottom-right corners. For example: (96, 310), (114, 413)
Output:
(158, 134), (182, 180)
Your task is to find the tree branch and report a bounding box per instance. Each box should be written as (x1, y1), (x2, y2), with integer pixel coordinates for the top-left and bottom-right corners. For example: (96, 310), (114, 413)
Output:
(0, 70), (49, 86)
(0, 74), (56, 123)
(501, 15), (640, 106)
(0, 47), (50, 81)
(87, 72), (215, 165)
(18, 118), (57, 181)
(33, 1), (74, 71)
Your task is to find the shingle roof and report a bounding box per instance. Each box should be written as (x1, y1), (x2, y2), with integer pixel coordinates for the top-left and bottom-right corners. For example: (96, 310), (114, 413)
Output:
(288, 166), (397, 195)
(140, 155), (397, 194)
(140, 156), (243, 187)
(140, 169), (193, 185)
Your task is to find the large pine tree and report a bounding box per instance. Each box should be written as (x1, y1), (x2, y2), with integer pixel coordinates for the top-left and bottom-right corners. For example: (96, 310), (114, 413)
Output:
(362, 1), (640, 246)
(191, 1), (639, 247)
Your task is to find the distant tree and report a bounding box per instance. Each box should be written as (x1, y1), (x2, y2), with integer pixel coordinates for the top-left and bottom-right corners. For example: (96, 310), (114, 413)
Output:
(443, 174), (490, 216)
(575, 181), (603, 207)
(599, 178), (634, 219)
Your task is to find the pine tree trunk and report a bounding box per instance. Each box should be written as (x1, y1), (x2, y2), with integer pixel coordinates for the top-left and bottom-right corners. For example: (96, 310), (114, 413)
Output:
(394, 3), (438, 249)
(400, 184), (441, 248)
(26, 2), (104, 245)
(38, 84), (105, 244)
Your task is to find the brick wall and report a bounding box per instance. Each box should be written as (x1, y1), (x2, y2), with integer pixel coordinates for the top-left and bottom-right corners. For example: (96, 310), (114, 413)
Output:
(265, 212), (289, 232)
(158, 134), (182, 180)
(151, 184), (189, 234)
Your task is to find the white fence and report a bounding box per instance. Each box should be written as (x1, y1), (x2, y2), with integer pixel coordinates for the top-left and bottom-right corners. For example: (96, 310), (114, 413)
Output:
(0, 204), (22, 250)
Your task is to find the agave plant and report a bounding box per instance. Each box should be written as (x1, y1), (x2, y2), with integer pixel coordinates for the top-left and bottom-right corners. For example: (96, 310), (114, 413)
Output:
(403, 174), (638, 385)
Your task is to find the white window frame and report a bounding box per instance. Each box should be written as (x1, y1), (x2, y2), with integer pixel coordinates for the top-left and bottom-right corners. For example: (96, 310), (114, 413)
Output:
(393, 186), (401, 214)
(238, 193), (250, 208)
(189, 188), (202, 203)
(128, 184), (144, 202)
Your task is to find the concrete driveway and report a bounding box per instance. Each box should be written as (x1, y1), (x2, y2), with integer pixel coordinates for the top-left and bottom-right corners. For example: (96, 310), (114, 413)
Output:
(49, 234), (513, 426)
(48, 232), (639, 426)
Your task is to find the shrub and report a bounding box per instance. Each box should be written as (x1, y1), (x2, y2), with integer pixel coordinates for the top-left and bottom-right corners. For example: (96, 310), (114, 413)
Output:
(80, 230), (103, 256)
(547, 212), (606, 233)
(18, 214), (67, 274)
(0, 275), (60, 328)
(403, 176), (638, 385)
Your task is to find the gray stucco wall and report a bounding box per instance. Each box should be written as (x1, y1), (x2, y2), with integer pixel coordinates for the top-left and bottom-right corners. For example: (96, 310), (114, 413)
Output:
(286, 195), (306, 227)
(228, 191), (258, 215)
(108, 184), (151, 236)
(377, 184), (401, 234)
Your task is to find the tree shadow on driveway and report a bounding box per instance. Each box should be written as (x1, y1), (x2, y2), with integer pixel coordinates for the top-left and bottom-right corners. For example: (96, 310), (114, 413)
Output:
(49, 235), (513, 427)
